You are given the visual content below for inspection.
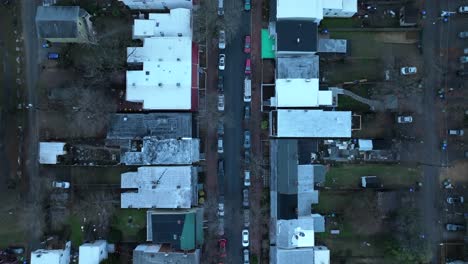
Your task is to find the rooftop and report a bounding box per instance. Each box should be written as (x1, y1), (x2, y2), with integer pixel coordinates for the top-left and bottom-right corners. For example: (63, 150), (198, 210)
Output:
(276, 20), (318, 53)
(271, 246), (330, 264)
(147, 209), (204, 250)
(133, 9), (192, 39)
(275, 139), (298, 195)
(133, 245), (200, 264)
(276, 0), (323, 21)
(273, 79), (332, 107)
(36, 6), (80, 38)
(298, 165), (319, 215)
(121, 137), (199, 165)
(276, 218), (315, 248)
(39, 142), (66, 164)
(277, 56), (319, 79)
(78, 240), (108, 264)
(271, 110), (352, 138)
(31, 242), (71, 264)
(126, 37), (192, 110)
(120, 166), (197, 209)
(106, 113), (192, 148)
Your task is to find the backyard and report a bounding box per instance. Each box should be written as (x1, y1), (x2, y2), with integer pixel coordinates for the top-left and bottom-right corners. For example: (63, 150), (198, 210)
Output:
(324, 164), (422, 188)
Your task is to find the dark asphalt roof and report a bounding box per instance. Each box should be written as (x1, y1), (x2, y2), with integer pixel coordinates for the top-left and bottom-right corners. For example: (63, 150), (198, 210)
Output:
(277, 193), (297, 220)
(276, 139), (298, 194)
(36, 6), (80, 38)
(297, 139), (319, 164)
(276, 20), (317, 52)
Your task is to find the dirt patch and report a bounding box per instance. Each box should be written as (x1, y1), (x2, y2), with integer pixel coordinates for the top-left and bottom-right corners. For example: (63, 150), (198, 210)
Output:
(439, 160), (468, 184)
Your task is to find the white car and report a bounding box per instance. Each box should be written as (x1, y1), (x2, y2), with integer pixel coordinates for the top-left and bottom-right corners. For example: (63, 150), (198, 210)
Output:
(218, 54), (226, 70)
(52, 181), (70, 189)
(243, 249), (250, 264)
(217, 94), (225, 111)
(242, 229), (249, 247)
(218, 30), (226, 49)
(244, 170), (251, 187)
(400, 66), (417, 75)
(218, 137), (224, 154)
(459, 6), (468, 13)
(397, 115), (413, 123)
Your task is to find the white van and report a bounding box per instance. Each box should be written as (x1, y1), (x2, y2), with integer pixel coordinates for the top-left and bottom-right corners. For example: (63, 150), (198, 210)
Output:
(218, 0), (224, 16)
(244, 78), (251, 102)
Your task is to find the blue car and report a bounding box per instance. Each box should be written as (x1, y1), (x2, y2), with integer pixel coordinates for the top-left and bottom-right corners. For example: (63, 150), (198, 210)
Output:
(47, 52), (59, 60)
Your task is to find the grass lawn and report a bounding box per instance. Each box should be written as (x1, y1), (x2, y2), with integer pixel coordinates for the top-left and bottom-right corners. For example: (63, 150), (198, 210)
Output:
(330, 32), (384, 58)
(0, 191), (24, 248)
(67, 215), (84, 246)
(321, 18), (361, 28)
(111, 209), (146, 242)
(325, 164), (421, 188)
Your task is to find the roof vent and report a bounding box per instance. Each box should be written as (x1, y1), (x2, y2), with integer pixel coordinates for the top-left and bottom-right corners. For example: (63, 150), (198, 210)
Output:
(305, 79), (311, 82)
(132, 83), (136, 86)
(178, 33), (182, 37)
(176, 83), (181, 87)
(159, 58), (163, 62)
(297, 38), (300, 43)
(145, 71), (150, 75)
(177, 58), (181, 61)
(158, 83), (163, 87)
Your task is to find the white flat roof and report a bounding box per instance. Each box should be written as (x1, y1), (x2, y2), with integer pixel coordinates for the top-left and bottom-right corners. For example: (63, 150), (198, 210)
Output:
(275, 79), (332, 107)
(314, 246), (330, 264)
(275, 110), (352, 138)
(39, 142), (66, 164)
(79, 241), (107, 264)
(31, 242), (71, 264)
(277, 0), (323, 20)
(121, 166), (194, 209)
(126, 37), (192, 110)
(322, 0), (342, 9)
(133, 9), (192, 38)
(342, 0), (358, 12)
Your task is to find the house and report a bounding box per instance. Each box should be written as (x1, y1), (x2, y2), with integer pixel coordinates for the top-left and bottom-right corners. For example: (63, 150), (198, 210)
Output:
(133, 245), (200, 264)
(35, 6), (95, 43)
(39, 142), (66, 164)
(146, 209), (204, 250)
(269, 109), (352, 138)
(120, 137), (200, 165)
(126, 9), (197, 110)
(133, 9), (192, 39)
(322, 0), (357, 18)
(106, 113), (193, 148)
(271, 78), (333, 108)
(31, 241), (71, 264)
(79, 240), (113, 264)
(276, 0), (357, 22)
(276, 218), (316, 249)
(277, 56), (319, 79)
(118, 0), (192, 10)
(276, 20), (318, 55)
(120, 166), (198, 209)
(270, 246), (330, 264)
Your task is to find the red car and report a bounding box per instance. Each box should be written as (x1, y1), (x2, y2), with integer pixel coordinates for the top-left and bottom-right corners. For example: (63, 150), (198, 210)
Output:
(219, 238), (227, 257)
(245, 58), (251, 75)
(244, 35), (251, 53)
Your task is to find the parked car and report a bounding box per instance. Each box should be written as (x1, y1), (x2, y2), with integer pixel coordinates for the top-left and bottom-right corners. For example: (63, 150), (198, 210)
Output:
(218, 202), (225, 217)
(219, 54), (226, 70)
(464, 48), (468, 54)
(456, 70), (468, 76)
(243, 189), (249, 207)
(397, 115), (413, 123)
(245, 58), (251, 74)
(244, 170), (251, 187)
(441, 139), (448, 151)
(242, 229), (250, 247)
(448, 129), (464, 136)
(243, 248), (250, 263)
(244, 104), (251, 120)
(400, 66), (417, 75)
(218, 75), (224, 92)
(459, 6), (468, 13)
(219, 30), (226, 49)
(6, 246), (25, 255)
(460, 56), (468, 63)
(217, 120), (224, 136)
(243, 209), (250, 227)
(52, 181), (70, 189)
(218, 159), (224, 177)
(217, 0), (224, 16)
(360, 176), (381, 188)
(244, 35), (251, 53)
(244, 0), (251, 11)
(244, 150), (251, 166)
(218, 238), (227, 257)
(47, 52), (59, 60)
(218, 94), (225, 111)
(446, 224), (466, 231)
(244, 130), (251, 149)
(447, 196), (464, 204)
(218, 137), (224, 154)
(459, 31), (468, 38)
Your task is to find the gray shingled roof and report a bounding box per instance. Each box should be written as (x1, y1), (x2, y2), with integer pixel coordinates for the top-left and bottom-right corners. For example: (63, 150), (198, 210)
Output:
(133, 245), (200, 264)
(36, 6), (80, 38)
